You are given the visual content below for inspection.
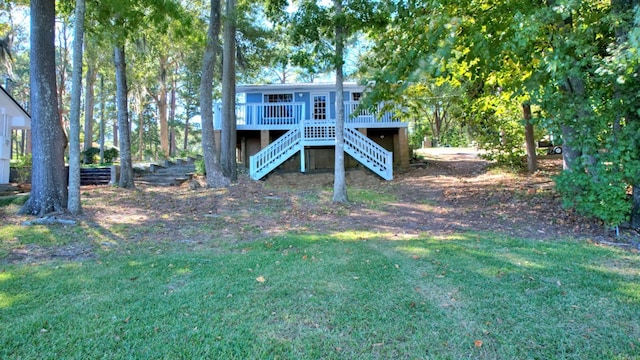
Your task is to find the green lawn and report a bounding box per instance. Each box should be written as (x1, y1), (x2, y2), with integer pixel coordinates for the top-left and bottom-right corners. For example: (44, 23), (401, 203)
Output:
(1, 231), (639, 359)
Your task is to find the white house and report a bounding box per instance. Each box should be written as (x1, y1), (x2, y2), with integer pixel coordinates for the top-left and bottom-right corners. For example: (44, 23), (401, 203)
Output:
(0, 85), (30, 184)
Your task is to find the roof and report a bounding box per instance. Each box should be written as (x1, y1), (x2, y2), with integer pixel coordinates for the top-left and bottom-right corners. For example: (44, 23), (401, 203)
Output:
(237, 82), (366, 93)
(0, 85), (31, 129)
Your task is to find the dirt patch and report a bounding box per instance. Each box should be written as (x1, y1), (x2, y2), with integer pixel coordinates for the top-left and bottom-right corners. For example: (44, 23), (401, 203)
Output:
(2, 150), (638, 263)
(5, 242), (97, 263)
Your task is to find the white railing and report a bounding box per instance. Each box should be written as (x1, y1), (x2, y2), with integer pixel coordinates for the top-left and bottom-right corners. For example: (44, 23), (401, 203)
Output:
(238, 102), (305, 127)
(249, 127), (302, 180)
(249, 120), (393, 181)
(216, 101), (400, 129)
(344, 101), (395, 124)
(302, 121), (337, 145)
(344, 127), (393, 180)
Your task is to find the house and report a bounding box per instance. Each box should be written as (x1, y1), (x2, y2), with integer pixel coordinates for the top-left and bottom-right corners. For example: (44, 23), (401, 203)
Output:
(0, 85), (30, 184)
(214, 82), (409, 180)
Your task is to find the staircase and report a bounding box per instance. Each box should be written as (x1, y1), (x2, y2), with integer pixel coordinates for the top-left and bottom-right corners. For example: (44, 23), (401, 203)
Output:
(344, 127), (393, 180)
(249, 122), (393, 180)
(249, 127), (302, 180)
(136, 160), (196, 186)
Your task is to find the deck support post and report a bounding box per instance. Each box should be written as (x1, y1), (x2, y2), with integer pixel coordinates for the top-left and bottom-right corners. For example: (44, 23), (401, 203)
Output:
(299, 121), (306, 173)
(260, 130), (269, 149)
(396, 127), (410, 168)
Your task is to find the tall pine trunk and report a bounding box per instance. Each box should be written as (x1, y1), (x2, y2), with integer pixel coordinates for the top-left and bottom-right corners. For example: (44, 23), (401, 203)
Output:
(20, 0), (68, 216)
(99, 74), (106, 163)
(155, 55), (170, 158)
(199, 0), (229, 188)
(67, 0), (86, 215)
(114, 44), (135, 188)
(169, 75), (177, 157)
(332, 0), (348, 203)
(221, 0), (237, 181)
(83, 61), (96, 163)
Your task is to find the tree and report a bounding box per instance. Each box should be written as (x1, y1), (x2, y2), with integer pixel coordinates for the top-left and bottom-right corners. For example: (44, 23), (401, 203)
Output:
(332, 0), (347, 202)
(220, 0), (237, 180)
(288, 0), (384, 202)
(67, 0), (86, 214)
(199, 0), (230, 188)
(82, 40), (97, 163)
(113, 43), (135, 188)
(20, 0), (68, 216)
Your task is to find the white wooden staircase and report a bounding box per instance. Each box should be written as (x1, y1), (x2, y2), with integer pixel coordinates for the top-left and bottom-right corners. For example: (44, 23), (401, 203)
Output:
(250, 122), (393, 181)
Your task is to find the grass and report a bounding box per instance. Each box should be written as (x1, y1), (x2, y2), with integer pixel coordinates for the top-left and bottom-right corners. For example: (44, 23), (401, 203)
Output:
(1, 231), (639, 359)
(0, 194), (28, 208)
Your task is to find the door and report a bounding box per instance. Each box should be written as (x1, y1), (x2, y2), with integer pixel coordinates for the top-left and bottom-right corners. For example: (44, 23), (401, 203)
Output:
(312, 93), (328, 120)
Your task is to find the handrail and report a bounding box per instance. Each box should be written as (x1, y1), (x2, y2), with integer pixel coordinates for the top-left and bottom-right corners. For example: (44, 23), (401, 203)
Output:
(302, 121), (337, 145)
(344, 127), (393, 180)
(215, 101), (400, 129)
(249, 127), (302, 180)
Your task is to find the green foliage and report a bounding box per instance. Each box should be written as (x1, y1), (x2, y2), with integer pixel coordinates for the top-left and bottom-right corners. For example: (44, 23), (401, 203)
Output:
(10, 154), (31, 183)
(469, 93), (527, 169)
(194, 158), (206, 176)
(81, 147), (119, 164)
(103, 148), (119, 163)
(10, 153), (31, 168)
(0, 194), (28, 208)
(556, 163), (631, 228)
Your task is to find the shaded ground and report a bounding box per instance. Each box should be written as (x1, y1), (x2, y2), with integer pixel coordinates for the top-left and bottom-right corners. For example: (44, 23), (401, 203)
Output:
(2, 149), (638, 262)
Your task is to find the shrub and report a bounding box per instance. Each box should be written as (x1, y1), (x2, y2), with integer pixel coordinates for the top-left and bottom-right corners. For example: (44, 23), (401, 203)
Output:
(11, 154), (32, 183)
(195, 158), (206, 175)
(81, 147), (119, 164)
(103, 148), (119, 164)
(555, 160), (631, 228)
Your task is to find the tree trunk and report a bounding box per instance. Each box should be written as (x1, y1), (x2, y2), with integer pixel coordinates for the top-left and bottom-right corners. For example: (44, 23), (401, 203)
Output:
(136, 89), (145, 160)
(99, 74), (105, 163)
(56, 21), (69, 133)
(199, 0), (229, 188)
(83, 61), (96, 163)
(169, 75), (177, 157)
(112, 91), (118, 148)
(20, 0), (68, 216)
(155, 55), (170, 158)
(332, 0), (348, 203)
(113, 44), (135, 188)
(67, 0), (86, 215)
(221, 0), (237, 181)
(522, 103), (537, 173)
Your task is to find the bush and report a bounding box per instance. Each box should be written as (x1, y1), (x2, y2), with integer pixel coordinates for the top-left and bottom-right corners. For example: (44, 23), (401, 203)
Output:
(555, 160), (631, 227)
(103, 148), (119, 164)
(11, 154), (32, 183)
(81, 147), (119, 164)
(195, 158), (206, 175)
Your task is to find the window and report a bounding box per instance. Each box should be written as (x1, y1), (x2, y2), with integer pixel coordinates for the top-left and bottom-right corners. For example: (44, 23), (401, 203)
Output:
(263, 93), (293, 119)
(264, 94), (293, 103)
(351, 92), (362, 102)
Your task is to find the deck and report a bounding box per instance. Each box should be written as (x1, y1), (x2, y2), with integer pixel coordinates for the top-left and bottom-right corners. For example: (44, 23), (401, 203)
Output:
(215, 101), (407, 131)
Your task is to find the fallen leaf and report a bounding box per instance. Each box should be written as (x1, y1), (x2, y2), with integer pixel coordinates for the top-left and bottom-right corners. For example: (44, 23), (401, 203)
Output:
(474, 340), (483, 348)
(256, 276), (266, 283)
(411, 255), (420, 259)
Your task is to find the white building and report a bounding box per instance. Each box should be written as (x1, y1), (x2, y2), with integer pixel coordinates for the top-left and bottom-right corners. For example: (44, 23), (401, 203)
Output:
(0, 85), (30, 184)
